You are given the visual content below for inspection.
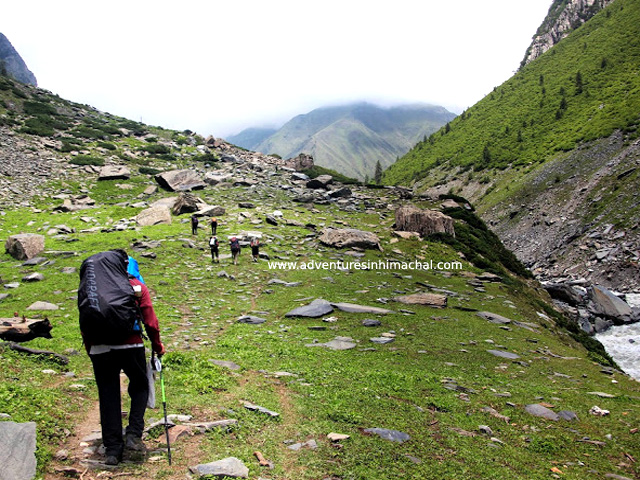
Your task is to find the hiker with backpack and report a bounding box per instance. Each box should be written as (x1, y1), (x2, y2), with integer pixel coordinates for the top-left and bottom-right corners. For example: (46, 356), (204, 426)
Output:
(78, 249), (165, 466)
(250, 237), (260, 262)
(209, 235), (220, 263)
(191, 215), (199, 235)
(210, 217), (217, 235)
(230, 236), (241, 265)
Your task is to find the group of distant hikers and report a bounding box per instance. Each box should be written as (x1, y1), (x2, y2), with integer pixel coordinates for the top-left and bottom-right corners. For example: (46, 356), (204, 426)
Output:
(190, 214), (260, 264)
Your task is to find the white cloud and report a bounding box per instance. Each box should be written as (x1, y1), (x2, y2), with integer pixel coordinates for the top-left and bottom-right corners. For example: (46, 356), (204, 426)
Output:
(2, 0), (551, 137)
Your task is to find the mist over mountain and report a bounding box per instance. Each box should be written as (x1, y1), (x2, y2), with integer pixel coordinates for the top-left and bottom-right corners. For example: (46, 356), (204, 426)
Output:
(227, 102), (456, 180)
(0, 33), (37, 86)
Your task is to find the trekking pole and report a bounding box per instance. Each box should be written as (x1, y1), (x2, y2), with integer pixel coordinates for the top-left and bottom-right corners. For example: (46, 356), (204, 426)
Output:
(153, 353), (172, 465)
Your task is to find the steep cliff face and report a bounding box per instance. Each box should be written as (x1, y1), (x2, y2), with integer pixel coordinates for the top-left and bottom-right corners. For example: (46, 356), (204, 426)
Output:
(521, 0), (615, 67)
(0, 33), (37, 86)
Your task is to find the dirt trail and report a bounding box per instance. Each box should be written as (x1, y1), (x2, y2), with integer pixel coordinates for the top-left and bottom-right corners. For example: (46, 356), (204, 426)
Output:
(44, 375), (206, 480)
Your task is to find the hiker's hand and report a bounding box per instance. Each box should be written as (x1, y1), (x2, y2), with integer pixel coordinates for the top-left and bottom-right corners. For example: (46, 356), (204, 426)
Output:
(156, 342), (166, 357)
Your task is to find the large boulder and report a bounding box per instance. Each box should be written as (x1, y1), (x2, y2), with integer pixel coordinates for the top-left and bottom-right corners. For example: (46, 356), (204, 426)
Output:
(155, 169), (206, 192)
(318, 228), (381, 250)
(204, 172), (234, 186)
(306, 175), (333, 190)
(587, 285), (632, 322)
(198, 205), (226, 217)
(5, 234), (45, 260)
(136, 205), (172, 226)
(98, 165), (131, 180)
(285, 153), (314, 171)
(395, 205), (455, 237)
(172, 193), (207, 215)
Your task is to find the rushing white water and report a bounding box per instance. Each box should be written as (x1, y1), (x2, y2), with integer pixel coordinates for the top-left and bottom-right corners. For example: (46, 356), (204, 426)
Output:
(594, 293), (640, 381)
(595, 323), (640, 381)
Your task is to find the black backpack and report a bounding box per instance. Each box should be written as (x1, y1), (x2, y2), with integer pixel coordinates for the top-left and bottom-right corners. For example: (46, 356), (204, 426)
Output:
(230, 237), (240, 250)
(78, 250), (141, 345)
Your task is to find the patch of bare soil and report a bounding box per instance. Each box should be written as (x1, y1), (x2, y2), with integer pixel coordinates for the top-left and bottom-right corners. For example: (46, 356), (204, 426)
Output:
(44, 375), (207, 480)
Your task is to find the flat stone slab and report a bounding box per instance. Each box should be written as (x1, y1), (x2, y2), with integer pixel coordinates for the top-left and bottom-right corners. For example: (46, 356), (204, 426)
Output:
(236, 315), (266, 325)
(525, 404), (559, 421)
(393, 293), (447, 308)
(26, 301), (59, 311)
(0, 421), (37, 480)
(331, 302), (394, 315)
(487, 350), (520, 360)
(364, 428), (410, 443)
(477, 311), (512, 324)
(243, 402), (279, 417)
(306, 337), (357, 350)
(285, 299), (334, 318)
(370, 337), (395, 344)
(190, 457), (248, 478)
(209, 360), (242, 371)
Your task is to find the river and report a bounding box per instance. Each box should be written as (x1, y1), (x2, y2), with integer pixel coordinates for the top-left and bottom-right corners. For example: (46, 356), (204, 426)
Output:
(594, 293), (640, 381)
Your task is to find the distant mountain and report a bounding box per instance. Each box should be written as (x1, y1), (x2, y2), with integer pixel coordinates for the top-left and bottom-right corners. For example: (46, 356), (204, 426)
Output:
(226, 127), (277, 151)
(227, 103), (455, 180)
(0, 33), (37, 86)
(384, 0), (640, 292)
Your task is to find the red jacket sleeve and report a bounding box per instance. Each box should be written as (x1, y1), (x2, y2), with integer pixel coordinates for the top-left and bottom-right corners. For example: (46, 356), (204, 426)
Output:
(130, 279), (163, 354)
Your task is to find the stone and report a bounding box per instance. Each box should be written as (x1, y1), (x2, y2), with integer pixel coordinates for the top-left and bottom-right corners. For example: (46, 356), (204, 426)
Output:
(190, 457), (249, 478)
(319, 227), (381, 250)
(285, 153), (314, 171)
(155, 169), (206, 192)
(588, 285), (632, 321)
(487, 349), (520, 359)
(98, 165), (130, 180)
(393, 293), (447, 308)
(26, 301), (59, 311)
(209, 360), (242, 371)
(244, 403), (279, 417)
(363, 428), (410, 443)
(525, 404), (559, 421)
(198, 205), (226, 217)
(306, 337), (357, 350)
(5, 234), (45, 260)
(557, 410), (579, 421)
(370, 337), (395, 344)
(268, 279), (302, 287)
(172, 192), (206, 215)
(362, 319), (382, 327)
(135, 205), (172, 226)
(0, 421), (37, 480)
(332, 302), (393, 315)
(477, 311), (512, 324)
(306, 174), (333, 189)
(285, 299), (334, 318)
(395, 205), (455, 237)
(327, 432), (350, 442)
(22, 272), (44, 282)
(288, 439), (318, 451)
(327, 187), (352, 198)
(544, 283), (585, 306)
(237, 315), (266, 325)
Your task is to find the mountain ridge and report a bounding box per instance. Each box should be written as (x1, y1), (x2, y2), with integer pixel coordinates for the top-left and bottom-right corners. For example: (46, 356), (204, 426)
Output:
(227, 102), (456, 180)
(0, 32), (37, 86)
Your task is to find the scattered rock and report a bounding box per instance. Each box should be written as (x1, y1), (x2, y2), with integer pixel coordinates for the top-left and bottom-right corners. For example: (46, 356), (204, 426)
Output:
(190, 457), (249, 478)
(331, 302), (393, 314)
(26, 301), (59, 311)
(285, 299), (334, 318)
(525, 404), (560, 421)
(393, 293), (447, 308)
(136, 205), (172, 226)
(98, 165), (130, 180)
(243, 402), (279, 417)
(363, 428), (410, 443)
(155, 169), (206, 192)
(237, 315), (266, 325)
(306, 337), (357, 350)
(486, 349), (520, 359)
(5, 234), (45, 260)
(0, 421), (37, 480)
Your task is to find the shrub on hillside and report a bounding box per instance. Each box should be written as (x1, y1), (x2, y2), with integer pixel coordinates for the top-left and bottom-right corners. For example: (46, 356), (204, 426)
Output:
(139, 166), (162, 175)
(23, 101), (57, 116)
(142, 144), (171, 155)
(69, 155), (104, 166)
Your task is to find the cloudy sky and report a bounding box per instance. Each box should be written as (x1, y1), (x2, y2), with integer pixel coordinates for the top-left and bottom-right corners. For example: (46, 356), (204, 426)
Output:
(3, 1), (551, 138)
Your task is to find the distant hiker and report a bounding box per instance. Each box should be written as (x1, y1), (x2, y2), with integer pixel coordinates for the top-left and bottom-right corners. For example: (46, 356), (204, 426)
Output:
(250, 237), (260, 262)
(209, 235), (219, 263)
(210, 217), (218, 235)
(191, 215), (199, 235)
(78, 249), (165, 466)
(230, 236), (241, 265)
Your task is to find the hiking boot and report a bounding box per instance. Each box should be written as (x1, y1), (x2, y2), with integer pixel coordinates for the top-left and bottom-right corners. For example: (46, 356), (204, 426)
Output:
(105, 454), (121, 466)
(125, 434), (146, 452)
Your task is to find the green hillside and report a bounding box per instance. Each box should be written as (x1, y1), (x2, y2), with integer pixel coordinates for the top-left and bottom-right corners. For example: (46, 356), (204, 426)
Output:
(383, 0), (640, 187)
